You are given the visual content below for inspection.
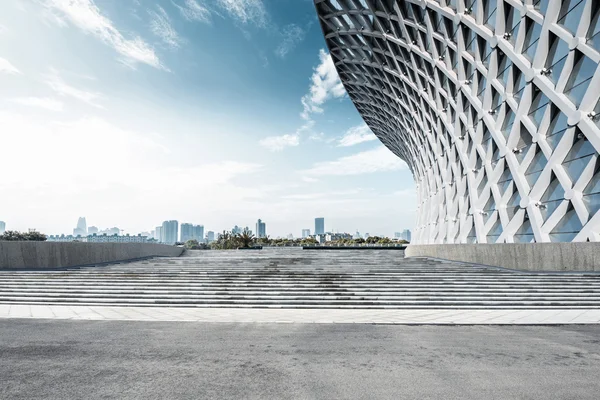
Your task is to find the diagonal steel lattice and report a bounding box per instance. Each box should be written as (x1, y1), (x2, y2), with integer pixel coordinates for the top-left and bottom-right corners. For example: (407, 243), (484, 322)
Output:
(314, 0), (600, 244)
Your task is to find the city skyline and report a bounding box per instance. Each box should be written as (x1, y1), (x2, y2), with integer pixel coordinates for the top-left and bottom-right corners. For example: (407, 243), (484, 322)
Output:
(0, 0), (416, 238)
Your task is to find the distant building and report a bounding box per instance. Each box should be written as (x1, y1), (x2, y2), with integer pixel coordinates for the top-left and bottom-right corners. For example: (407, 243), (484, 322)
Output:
(193, 225), (204, 242)
(394, 232), (401, 239)
(73, 217), (87, 237)
(0, 221), (5, 234)
(255, 219), (266, 238)
(301, 229), (310, 238)
(232, 225), (242, 235)
(315, 218), (325, 235)
(180, 223), (194, 242)
(364, 233), (370, 239)
(354, 231), (362, 239)
(400, 229), (411, 242)
(326, 233), (352, 242)
(86, 234), (151, 243)
(287, 233), (294, 240)
(98, 227), (120, 236)
(88, 226), (99, 234)
(155, 226), (163, 242)
(161, 220), (179, 244)
(206, 231), (215, 243)
(47, 234), (153, 243)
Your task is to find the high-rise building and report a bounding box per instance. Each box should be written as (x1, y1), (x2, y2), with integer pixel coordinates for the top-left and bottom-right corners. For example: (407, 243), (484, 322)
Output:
(180, 223), (194, 242)
(315, 1), (600, 244)
(232, 225), (242, 235)
(88, 226), (99, 234)
(193, 225), (205, 242)
(394, 232), (402, 239)
(155, 226), (163, 242)
(161, 220), (178, 244)
(301, 229), (310, 238)
(255, 219), (266, 238)
(73, 217), (87, 237)
(206, 231), (215, 243)
(0, 221), (5, 234)
(400, 230), (412, 243)
(314, 218), (324, 235)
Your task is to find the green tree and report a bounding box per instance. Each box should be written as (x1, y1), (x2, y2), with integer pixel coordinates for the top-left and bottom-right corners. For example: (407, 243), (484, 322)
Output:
(237, 228), (255, 248)
(0, 231), (47, 241)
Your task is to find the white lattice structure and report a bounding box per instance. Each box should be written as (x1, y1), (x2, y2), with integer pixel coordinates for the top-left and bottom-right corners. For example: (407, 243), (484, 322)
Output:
(315, 0), (600, 244)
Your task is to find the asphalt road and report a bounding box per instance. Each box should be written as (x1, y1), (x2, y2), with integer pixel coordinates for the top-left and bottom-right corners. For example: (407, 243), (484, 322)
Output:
(1, 320), (600, 399)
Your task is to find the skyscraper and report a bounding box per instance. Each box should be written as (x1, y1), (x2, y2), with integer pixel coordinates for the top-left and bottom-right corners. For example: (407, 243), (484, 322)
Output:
(206, 231), (215, 243)
(88, 226), (99, 234)
(161, 220), (178, 244)
(232, 225), (242, 235)
(155, 226), (163, 242)
(315, 218), (324, 235)
(73, 217), (87, 237)
(193, 225), (205, 242)
(180, 223), (194, 242)
(0, 221), (5, 234)
(301, 229), (311, 238)
(255, 219), (266, 238)
(401, 230), (412, 243)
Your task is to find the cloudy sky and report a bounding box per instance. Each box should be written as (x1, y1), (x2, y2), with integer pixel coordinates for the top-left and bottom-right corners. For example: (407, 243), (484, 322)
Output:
(0, 0), (415, 237)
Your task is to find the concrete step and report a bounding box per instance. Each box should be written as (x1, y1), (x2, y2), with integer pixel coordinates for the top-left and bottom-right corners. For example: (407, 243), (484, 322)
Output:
(1, 296), (600, 307)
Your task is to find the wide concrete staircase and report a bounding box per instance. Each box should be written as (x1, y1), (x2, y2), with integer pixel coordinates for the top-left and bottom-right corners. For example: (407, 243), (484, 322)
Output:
(0, 249), (600, 309)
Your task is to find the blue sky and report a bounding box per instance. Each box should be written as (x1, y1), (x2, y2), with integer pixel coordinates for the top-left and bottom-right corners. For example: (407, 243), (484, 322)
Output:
(0, 0), (416, 237)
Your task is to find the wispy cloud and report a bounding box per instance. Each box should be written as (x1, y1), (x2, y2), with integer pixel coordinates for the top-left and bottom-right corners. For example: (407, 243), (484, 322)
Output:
(260, 120), (314, 152)
(301, 49), (345, 120)
(173, 0), (211, 23)
(275, 24), (307, 58)
(148, 6), (182, 49)
(338, 123), (377, 147)
(45, 68), (102, 107)
(216, 0), (267, 27)
(42, 0), (163, 69)
(259, 134), (300, 152)
(0, 57), (21, 74)
(11, 97), (64, 112)
(303, 146), (407, 176)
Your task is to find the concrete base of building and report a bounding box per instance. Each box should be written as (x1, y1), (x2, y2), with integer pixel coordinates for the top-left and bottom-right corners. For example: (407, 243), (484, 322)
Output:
(0, 242), (184, 270)
(405, 243), (600, 272)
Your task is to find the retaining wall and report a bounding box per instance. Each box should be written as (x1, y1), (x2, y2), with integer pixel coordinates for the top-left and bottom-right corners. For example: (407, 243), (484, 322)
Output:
(405, 243), (600, 272)
(0, 242), (184, 270)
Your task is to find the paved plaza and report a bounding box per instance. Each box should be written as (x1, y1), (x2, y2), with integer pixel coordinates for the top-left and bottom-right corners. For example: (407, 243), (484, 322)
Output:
(2, 320), (600, 399)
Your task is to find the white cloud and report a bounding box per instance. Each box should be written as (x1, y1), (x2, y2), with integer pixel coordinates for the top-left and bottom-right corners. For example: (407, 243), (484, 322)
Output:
(149, 6), (182, 49)
(0, 112), (264, 234)
(42, 0), (163, 69)
(338, 123), (377, 147)
(216, 0), (267, 27)
(45, 69), (102, 107)
(11, 97), (64, 112)
(259, 120), (315, 152)
(0, 57), (21, 74)
(259, 134), (300, 151)
(302, 176), (319, 183)
(301, 49), (345, 120)
(174, 0), (211, 23)
(303, 146), (408, 176)
(275, 24), (306, 58)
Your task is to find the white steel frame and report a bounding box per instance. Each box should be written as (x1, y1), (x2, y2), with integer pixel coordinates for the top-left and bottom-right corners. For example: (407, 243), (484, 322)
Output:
(315, 0), (600, 244)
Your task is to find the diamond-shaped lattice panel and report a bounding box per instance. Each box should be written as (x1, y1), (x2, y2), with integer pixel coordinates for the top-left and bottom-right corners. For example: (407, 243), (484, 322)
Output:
(315, 0), (600, 243)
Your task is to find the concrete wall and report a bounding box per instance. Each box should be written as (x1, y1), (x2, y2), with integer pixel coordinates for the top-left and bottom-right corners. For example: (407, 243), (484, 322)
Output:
(0, 242), (184, 270)
(405, 243), (600, 272)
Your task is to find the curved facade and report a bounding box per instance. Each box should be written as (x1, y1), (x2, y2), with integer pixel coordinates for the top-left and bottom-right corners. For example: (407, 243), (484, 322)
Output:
(315, 0), (600, 244)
